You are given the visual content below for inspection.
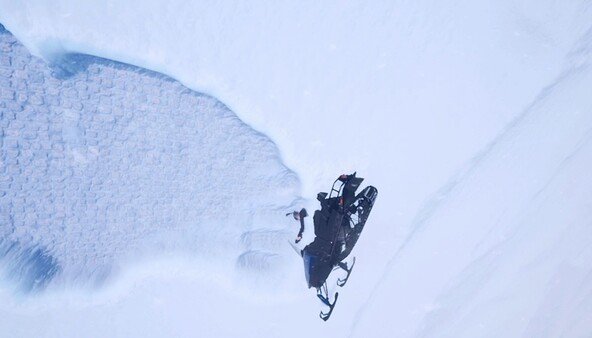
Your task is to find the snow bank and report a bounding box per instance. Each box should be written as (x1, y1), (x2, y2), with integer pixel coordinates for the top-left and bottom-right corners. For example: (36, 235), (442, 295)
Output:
(0, 24), (299, 291)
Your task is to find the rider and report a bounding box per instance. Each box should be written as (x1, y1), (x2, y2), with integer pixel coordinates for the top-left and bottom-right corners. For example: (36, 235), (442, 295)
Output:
(286, 208), (308, 243)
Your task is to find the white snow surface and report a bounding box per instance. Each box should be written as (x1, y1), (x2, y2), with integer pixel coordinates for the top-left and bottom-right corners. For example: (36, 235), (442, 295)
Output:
(1, 1), (592, 337)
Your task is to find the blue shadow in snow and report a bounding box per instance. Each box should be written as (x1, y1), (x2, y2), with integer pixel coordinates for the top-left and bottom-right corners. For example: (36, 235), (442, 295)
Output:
(0, 239), (61, 292)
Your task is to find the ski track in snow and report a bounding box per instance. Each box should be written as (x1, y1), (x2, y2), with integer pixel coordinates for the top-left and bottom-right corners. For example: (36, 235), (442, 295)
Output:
(351, 24), (592, 337)
(0, 24), (300, 292)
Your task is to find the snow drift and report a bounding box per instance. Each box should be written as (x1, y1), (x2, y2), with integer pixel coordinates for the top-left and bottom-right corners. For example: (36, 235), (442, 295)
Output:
(0, 24), (299, 292)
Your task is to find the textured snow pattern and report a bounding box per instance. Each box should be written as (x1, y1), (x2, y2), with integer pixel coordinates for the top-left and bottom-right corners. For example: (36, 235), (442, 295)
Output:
(0, 24), (299, 291)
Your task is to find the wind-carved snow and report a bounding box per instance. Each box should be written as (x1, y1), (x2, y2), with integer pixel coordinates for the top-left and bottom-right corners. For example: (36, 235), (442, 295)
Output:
(0, 24), (300, 291)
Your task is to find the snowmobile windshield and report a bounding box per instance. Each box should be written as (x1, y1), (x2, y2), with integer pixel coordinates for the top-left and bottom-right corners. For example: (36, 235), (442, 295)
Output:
(302, 250), (316, 288)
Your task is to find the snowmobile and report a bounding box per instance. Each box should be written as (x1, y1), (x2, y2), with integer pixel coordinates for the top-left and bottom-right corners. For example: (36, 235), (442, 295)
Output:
(297, 172), (377, 321)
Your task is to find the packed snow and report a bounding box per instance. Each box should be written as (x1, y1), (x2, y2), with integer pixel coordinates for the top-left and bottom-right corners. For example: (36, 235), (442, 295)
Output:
(1, 1), (592, 337)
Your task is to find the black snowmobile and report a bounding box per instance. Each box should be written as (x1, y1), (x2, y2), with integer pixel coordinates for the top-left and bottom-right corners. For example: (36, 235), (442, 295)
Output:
(297, 172), (377, 321)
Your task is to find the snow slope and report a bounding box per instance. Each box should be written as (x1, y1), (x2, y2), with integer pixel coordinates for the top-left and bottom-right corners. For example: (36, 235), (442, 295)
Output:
(1, 1), (592, 337)
(353, 48), (592, 337)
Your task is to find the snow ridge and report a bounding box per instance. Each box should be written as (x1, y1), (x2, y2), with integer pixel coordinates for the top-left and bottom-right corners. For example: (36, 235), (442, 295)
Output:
(0, 24), (299, 292)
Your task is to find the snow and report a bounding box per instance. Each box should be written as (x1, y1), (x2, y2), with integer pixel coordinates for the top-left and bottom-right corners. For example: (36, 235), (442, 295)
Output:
(352, 61), (592, 337)
(0, 24), (306, 336)
(1, 1), (592, 337)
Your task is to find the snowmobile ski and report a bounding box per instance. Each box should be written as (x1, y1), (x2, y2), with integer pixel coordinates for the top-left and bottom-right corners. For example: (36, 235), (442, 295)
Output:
(318, 291), (339, 321)
(337, 257), (356, 287)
